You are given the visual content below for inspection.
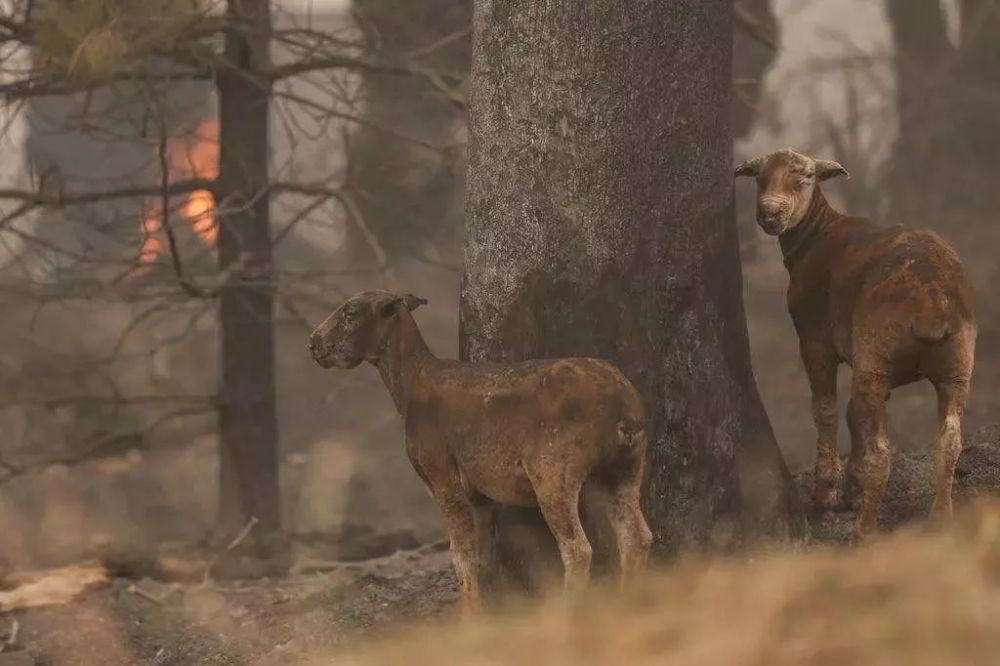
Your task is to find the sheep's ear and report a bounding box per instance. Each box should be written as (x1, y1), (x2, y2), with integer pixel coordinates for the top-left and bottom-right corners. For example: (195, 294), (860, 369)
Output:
(815, 159), (850, 181)
(378, 294), (427, 317)
(378, 296), (405, 318)
(403, 294), (428, 311)
(734, 156), (764, 178)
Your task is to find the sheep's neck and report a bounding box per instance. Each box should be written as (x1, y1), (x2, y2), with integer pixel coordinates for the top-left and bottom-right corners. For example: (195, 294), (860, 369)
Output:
(779, 188), (838, 269)
(373, 313), (433, 417)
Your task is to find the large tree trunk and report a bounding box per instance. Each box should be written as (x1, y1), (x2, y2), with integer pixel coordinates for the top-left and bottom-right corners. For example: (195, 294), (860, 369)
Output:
(954, 0), (1000, 215)
(886, 0), (1000, 433)
(733, 0), (778, 140)
(461, 0), (805, 586)
(887, 0), (1000, 224)
(885, 0), (955, 223)
(214, 0), (282, 559)
(348, 0), (471, 265)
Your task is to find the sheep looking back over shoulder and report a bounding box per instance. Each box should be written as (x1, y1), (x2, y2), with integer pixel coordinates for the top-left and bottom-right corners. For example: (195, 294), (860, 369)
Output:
(736, 148), (976, 541)
(309, 290), (653, 613)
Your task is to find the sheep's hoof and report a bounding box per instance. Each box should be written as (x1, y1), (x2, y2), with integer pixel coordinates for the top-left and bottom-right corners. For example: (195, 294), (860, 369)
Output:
(929, 501), (953, 523)
(813, 485), (841, 512)
(813, 466), (842, 512)
(842, 466), (864, 511)
(843, 481), (863, 512)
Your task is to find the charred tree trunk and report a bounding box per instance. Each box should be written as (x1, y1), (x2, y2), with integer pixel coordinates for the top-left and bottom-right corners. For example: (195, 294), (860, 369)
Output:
(461, 0), (805, 587)
(885, 0), (955, 222)
(733, 0), (778, 140)
(214, 0), (282, 561)
(954, 0), (1000, 214)
(887, 0), (1000, 433)
(347, 0), (471, 265)
(887, 0), (1000, 222)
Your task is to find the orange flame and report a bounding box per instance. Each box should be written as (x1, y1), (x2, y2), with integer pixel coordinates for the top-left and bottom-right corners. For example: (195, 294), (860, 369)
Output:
(137, 119), (220, 271)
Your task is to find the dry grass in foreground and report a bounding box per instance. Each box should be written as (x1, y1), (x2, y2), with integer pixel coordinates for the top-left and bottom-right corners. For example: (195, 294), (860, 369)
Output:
(324, 500), (1000, 666)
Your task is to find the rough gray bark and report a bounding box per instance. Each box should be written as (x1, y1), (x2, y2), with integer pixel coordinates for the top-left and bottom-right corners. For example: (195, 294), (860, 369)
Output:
(214, 0), (282, 553)
(461, 0), (805, 580)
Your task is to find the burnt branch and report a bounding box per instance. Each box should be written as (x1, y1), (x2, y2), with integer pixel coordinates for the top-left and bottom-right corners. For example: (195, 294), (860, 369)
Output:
(152, 97), (206, 298)
(272, 89), (454, 152)
(0, 406), (215, 485)
(0, 179), (215, 208)
(0, 69), (213, 100)
(265, 47), (465, 89)
(735, 0), (778, 51)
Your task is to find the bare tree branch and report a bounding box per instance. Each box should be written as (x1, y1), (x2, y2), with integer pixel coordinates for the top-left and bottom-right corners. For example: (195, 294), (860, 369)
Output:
(735, 1), (778, 51)
(265, 52), (463, 84)
(0, 179), (214, 209)
(403, 25), (472, 60)
(0, 69), (213, 100)
(272, 89), (453, 152)
(338, 188), (397, 289)
(152, 96), (206, 298)
(0, 201), (34, 230)
(0, 407), (214, 485)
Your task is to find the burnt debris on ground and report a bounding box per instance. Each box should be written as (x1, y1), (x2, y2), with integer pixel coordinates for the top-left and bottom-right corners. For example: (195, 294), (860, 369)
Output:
(1, 542), (457, 666)
(2, 427), (999, 665)
(795, 424), (1000, 543)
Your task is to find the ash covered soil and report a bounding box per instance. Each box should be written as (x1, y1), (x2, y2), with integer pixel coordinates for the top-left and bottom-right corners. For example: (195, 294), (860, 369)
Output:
(795, 423), (1000, 542)
(1, 543), (459, 666)
(3, 425), (1000, 666)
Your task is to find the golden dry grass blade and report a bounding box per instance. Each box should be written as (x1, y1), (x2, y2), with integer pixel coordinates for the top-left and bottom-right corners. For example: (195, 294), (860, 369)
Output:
(321, 500), (1000, 666)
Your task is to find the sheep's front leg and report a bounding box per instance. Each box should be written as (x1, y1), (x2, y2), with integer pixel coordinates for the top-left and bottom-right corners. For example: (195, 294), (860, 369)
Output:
(430, 472), (481, 614)
(606, 477), (653, 586)
(801, 343), (840, 511)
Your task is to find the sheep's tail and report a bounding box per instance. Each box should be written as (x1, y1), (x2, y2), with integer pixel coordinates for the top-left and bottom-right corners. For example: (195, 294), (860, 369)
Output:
(617, 417), (646, 450)
(911, 288), (955, 342)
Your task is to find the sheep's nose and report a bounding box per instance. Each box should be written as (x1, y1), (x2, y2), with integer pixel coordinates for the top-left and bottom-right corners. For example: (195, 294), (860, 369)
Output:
(307, 335), (319, 353)
(759, 200), (782, 218)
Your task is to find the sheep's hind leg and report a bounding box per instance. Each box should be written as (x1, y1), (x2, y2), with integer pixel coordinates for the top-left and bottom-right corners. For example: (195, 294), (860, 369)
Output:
(930, 378), (968, 520)
(524, 464), (591, 595)
(469, 491), (498, 592)
(606, 474), (652, 586)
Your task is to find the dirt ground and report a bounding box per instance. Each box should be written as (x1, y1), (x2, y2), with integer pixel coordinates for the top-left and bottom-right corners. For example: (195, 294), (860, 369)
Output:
(330, 500), (1000, 666)
(0, 542), (458, 665)
(2, 425), (999, 666)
